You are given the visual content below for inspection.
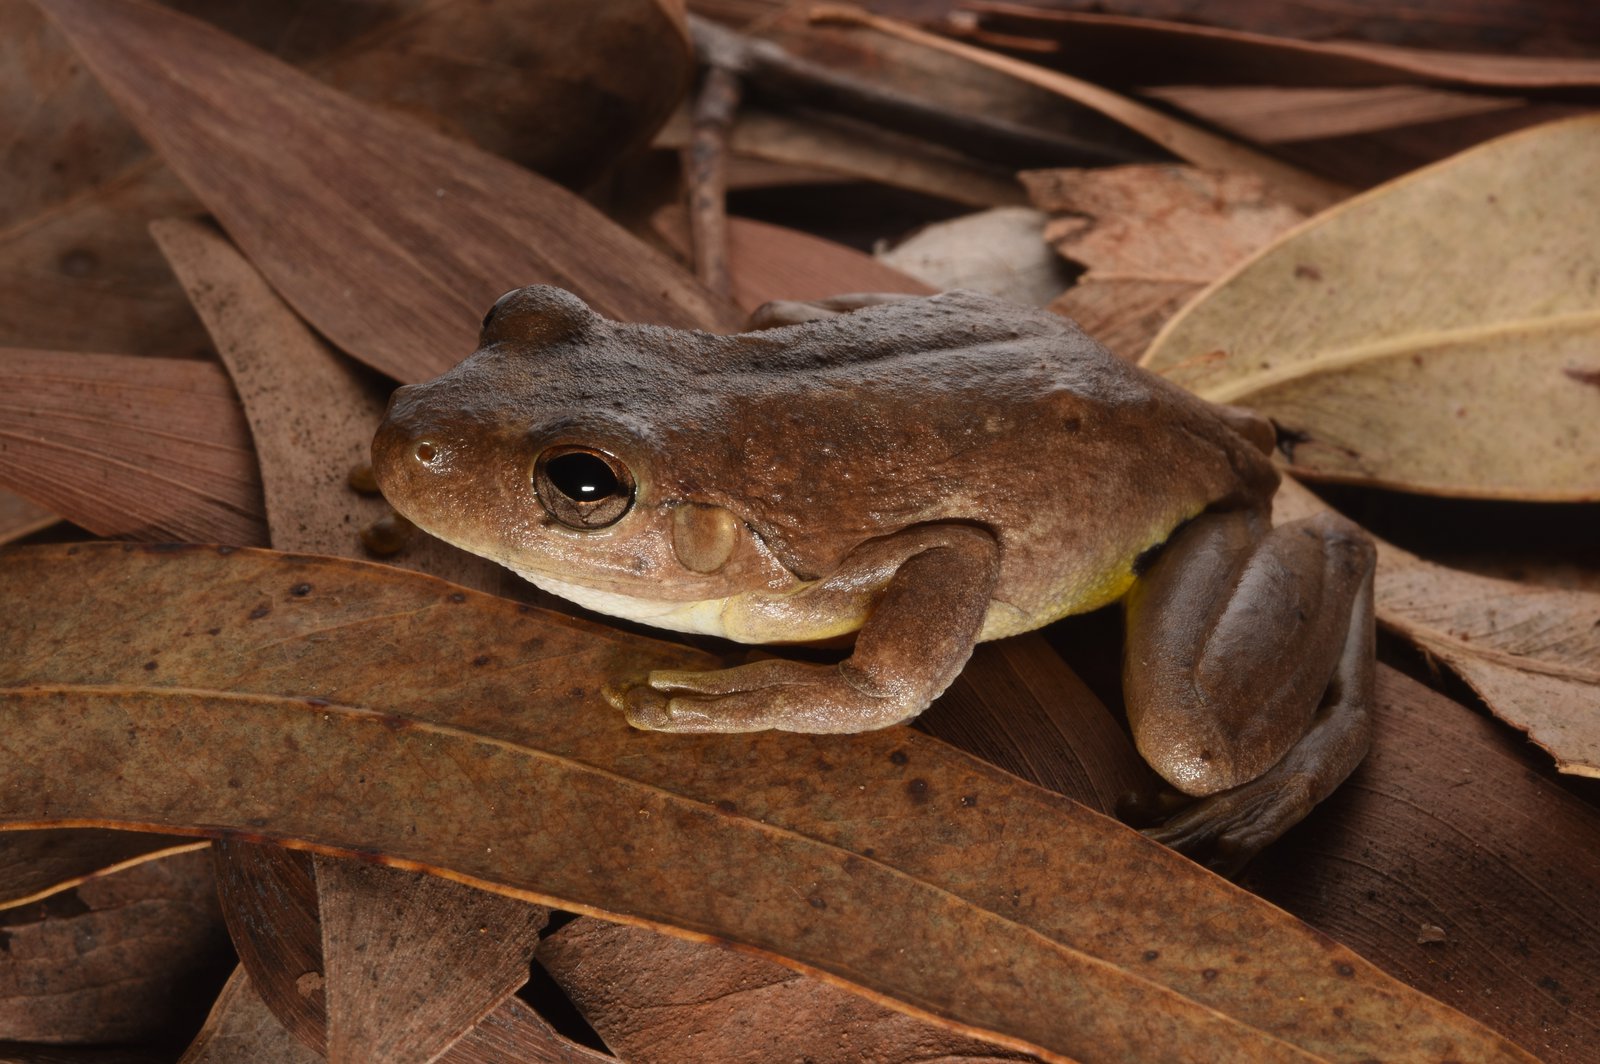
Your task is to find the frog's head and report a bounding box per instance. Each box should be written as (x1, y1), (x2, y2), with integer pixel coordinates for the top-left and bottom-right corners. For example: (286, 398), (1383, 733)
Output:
(372, 286), (789, 620)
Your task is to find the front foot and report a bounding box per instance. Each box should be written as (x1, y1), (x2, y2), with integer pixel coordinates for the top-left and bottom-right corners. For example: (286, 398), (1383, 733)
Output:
(1140, 769), (1317, 877)
(619, 659), (919, 734)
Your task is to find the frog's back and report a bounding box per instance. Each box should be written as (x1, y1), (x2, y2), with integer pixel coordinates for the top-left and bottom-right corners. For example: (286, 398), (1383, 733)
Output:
(674, 291), (1280, 634)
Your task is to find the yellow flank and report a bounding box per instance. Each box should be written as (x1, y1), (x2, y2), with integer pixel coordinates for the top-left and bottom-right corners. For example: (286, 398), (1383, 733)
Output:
(528, 510), (1196, 646)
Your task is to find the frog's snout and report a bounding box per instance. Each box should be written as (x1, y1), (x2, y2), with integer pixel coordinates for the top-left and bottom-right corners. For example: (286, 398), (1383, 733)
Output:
(371, 383), (455, 506)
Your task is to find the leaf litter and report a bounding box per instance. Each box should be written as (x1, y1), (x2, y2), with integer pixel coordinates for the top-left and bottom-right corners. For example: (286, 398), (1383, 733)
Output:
(3, 0), (1600, 1056)
(0, 544), (1537, 1064)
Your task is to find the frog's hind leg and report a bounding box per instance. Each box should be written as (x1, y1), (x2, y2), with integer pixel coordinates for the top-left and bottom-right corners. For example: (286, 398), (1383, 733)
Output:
(1122, 508), (1376, 871)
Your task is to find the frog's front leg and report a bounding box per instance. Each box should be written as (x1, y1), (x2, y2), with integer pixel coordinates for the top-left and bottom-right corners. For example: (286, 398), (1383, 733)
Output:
(622, 524), (1000, 734)
(1124, 508), (1376, 871)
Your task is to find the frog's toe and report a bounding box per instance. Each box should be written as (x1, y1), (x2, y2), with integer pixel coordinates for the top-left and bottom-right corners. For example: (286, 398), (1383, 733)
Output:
(1142, 772), (1316, 875)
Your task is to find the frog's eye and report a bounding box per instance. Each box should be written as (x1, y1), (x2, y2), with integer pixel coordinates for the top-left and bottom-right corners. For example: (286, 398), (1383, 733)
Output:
(481, 289), (519, 331)
(533, 446), (635, 530)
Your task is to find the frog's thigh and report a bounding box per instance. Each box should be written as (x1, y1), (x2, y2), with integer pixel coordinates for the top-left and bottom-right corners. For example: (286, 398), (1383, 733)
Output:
(626, 524), (1001, 734)
(1124, 509), (1375, 798)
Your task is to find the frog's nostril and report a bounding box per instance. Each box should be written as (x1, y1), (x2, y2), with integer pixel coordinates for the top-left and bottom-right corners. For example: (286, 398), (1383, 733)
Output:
(414, 440), (438, 464)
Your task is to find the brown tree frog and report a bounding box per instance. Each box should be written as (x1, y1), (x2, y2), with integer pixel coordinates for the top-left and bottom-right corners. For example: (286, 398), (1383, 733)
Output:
(373, 286), (1375, 863)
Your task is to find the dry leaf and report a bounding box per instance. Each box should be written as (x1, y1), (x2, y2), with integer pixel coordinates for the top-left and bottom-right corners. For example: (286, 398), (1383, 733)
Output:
(315, 857), (546, 1063)
(877, 207), (1072, 305)
(1274, 478), (1600, 777)
(0, 850), (228, 1044)
(0, 348), (266, 543)
(0, 829), (203, 910)
(150, 216), (515, 595)
(0, 491), (55, 546)
(962, 4), (1600, 90)
(37, 0), (740, 388)
(1, 0), (693, 359)
(1143, 116), (1600, 500)
(151, 217), (555, 1059)
(653, 212), (937, 312)
(918, 635), (1155, 812)
(180, 968), (321, 1064)
(540, 919), (1035, 1063)
(658, 105), (1028, 209)
(1, 1047), (166, 1063)
(0, 164), (212, 358)
(1142, 85), (1526, 144)
(0, 543), (1538, 1064)
(149, 219), (389, 556)
(208, 843), (599, 1061)
(757, 12), (1158, 168)
(810, 5), (1350, 213)
(209, 843), (326, 1054)
(1022, 165), (1303, 359)
(544, 634), (1151, 1064)
(1242, 664), (1600, 1062)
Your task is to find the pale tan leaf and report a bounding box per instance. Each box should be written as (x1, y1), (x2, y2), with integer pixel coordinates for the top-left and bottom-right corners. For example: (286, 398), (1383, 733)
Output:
(1144, 116), (1600, 499)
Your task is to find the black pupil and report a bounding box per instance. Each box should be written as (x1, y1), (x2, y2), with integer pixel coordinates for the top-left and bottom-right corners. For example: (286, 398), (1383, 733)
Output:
(547, 452), (618, 502)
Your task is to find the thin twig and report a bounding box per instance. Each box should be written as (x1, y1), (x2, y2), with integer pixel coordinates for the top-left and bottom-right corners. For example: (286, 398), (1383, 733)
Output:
(685, 63), (743, 298)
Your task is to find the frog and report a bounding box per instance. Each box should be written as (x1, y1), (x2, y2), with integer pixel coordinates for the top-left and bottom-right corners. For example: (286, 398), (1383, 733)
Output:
(372, 285), (1376, 865)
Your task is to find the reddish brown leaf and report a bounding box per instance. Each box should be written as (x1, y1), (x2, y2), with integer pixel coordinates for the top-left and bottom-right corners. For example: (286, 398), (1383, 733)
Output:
(965, 4), (1600, 89)
(180, 967), (320, 1064)
(0, 850), (228, 1044)
(0, 543), (1538, 1064)
(917, 635), (1154, 813)
(316, 857), (546, 1063)
(209, 843), (326, 1055)
(0, 829), (203, 910)
(2, 0), (693, 359)
(811, 6), (1349, 213)
(153, 216), (553, 1058)
(0, 490), (55, 546)
(540, 919), (1036, 1063)
(36, 0), (740, 387)
(656, 105), (1029, 209)
(1243, 666), (1600, 1062)
(655, 211), (937, 312)
(1142, 84), (1526, 144)
(207, 843), (610, 1063)
(0, 348), (266, 544)
(0, 164), (212, 359)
